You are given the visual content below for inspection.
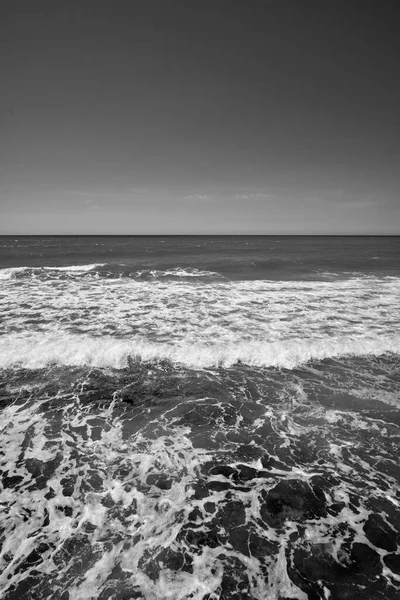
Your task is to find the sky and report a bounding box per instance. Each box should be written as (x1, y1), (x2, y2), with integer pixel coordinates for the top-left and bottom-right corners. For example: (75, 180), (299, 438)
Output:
(1, 0), (399, 234)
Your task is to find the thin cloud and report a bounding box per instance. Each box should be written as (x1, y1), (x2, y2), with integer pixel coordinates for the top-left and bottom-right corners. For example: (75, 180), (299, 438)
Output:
(83, 198), (101, 210)
(184, 193), (212, 201)
(310, 192), (380, 208)
(344, 199), (378, 208)
(65, 188), (149, 207)
(67, 190), (112, 198)
(235, 192), (271, 200)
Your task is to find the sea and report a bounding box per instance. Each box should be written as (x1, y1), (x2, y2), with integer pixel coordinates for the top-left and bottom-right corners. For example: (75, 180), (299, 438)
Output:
(0, 235), (399, 600)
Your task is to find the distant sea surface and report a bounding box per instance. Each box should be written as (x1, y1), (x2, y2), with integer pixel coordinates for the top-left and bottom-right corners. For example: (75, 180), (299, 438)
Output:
(1, 236), (400, 600)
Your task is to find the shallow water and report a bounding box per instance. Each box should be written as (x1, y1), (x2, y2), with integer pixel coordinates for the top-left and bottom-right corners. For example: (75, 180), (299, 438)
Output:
(0, 236), (399, 599)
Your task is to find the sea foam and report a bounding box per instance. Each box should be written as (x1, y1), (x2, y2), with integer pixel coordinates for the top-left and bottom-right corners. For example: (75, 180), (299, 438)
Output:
(0, 264), (224, 281)
(0, 263), (106, 280)
(0, 332), (399, 370)
(1, 269), (400, 369)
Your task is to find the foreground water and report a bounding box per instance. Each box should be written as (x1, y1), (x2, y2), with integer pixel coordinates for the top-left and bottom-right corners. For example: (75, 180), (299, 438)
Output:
(0, 236), (399, 599)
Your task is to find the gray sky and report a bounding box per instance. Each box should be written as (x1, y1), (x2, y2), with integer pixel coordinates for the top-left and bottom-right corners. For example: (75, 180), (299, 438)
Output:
(1, 1), (399, 234)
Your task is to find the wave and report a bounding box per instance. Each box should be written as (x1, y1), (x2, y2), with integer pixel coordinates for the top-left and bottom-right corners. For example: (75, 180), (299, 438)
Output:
(130, 267), (226, 281)
(0, 332), (399, 370)
(0, 266), (31, 280)
(43, 263), (106, 272)
(0, 263), (106, 280)
(0, 264), (226, 282)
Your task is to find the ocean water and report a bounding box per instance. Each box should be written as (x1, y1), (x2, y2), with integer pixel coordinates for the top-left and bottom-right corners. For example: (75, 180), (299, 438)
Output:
(0, 235), (399, 600)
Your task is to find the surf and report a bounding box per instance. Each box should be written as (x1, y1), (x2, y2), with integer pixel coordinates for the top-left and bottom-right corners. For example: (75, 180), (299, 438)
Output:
(1, 331), (400, 370)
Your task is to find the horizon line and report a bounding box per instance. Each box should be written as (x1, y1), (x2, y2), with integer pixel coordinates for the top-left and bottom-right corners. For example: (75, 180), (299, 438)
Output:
(1, 233), (400, 237)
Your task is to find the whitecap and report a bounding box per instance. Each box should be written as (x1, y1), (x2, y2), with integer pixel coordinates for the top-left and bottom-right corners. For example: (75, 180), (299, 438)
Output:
(0, 332), (399, 370)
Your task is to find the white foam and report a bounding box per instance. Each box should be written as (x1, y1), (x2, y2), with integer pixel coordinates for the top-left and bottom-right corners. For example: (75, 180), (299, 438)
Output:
(0, 332), (399, 370)
(0, 266), (30, 280)
(0, 263), (105, 279)
(43, 263), (106, 272)
(1, 273), (400, 369)
(165, 267), (222, 278)
(136, 267), (222, 278)
(0, 264), (221, 280)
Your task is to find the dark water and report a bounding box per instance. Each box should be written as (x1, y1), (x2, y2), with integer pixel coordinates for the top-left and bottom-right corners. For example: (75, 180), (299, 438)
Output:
(1, 235), (399, 280)
(0, 236), (399, 599)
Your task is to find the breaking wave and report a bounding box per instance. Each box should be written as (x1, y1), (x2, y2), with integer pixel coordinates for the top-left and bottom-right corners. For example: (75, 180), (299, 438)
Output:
(1, 332), (399, 370)
(0, 264), (226, 282)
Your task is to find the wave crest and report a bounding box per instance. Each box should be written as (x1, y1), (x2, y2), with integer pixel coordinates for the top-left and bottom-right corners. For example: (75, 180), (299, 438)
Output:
(0, 264), (226, 282)
(0, 333), (399, 370)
